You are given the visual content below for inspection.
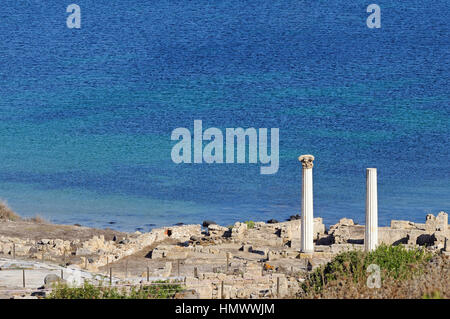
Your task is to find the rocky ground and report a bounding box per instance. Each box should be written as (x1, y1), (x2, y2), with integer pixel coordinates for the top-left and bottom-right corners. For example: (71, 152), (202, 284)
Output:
(0, 211), (448, 299)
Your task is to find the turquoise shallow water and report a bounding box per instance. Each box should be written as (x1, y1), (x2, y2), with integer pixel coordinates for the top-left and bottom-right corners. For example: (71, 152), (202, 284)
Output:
(0, 1), (448, 231)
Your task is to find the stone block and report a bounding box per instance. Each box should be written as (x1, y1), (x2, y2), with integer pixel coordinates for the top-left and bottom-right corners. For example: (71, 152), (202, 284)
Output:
(231, 222), (247, 239)
(391, 220), (416, 229)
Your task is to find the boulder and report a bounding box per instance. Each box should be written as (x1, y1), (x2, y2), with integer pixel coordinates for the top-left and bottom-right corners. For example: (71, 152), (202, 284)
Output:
(44, 274), (63, 286)
(231, 222), (247, 239)
(168, 225), (202, 241)
(391, 220), (416, 229)
(337, 218), (354, 226)
(207, 224), (229, 237)
(328, 219), (363, 244)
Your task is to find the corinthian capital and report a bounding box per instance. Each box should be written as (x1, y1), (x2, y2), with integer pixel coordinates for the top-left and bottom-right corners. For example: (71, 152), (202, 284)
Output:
(298, 154), (315, 169)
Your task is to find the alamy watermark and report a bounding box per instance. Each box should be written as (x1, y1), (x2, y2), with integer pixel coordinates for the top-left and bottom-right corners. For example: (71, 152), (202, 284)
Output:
(367, 4), (381, 29)
(171, 120), (279, 175)
(65, 4), (379, 30)
(66, 4), (81, 29)
(366, 263), (381, 288)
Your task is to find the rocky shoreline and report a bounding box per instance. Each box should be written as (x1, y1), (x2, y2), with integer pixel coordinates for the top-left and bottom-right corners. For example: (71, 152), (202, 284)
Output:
(0, 211), (449, 299)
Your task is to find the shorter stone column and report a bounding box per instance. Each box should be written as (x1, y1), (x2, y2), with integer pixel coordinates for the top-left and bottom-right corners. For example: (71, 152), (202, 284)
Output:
(365, 168), (378, 251)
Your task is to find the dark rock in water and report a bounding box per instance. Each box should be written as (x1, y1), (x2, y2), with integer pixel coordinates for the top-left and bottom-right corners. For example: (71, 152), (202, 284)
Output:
(108, 221), (116, 225)
(112, 235), (117, 242)
(173, 222), (184, 226)
(288, 214), (301, 221)
(145, 223), (156, 227)
(267, 219), (279, 224)
(135, 227), (144, 231)
(202, 220), (217, 227)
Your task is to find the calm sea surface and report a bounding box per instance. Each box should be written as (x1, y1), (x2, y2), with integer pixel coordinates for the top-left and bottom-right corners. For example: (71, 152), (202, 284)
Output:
(0, 1), (448, 231)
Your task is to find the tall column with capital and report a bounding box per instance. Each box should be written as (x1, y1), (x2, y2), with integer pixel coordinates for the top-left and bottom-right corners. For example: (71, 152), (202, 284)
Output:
(365, 168), (378, 251)
(299, 154), (315, 253)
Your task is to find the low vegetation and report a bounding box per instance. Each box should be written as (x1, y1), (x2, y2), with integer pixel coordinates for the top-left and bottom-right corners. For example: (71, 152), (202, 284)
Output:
(244, 220), (255, 229)
(300, 244), (449, 299)
(47, 281), (184, 299)
(0, 201), (48, 223)
(0, 200), (21, 221)
(25, 214), (48, 224)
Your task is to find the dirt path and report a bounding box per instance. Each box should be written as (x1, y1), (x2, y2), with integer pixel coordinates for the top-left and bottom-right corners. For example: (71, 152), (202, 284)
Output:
(0, 220), (127, 242)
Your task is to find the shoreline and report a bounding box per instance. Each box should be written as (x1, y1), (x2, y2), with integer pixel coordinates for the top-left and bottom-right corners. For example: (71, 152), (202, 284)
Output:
(9, 209), (435, 234)
(5, 197), (442, 233)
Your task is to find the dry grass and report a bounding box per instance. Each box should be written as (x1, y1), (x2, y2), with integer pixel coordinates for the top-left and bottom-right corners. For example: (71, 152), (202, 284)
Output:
(380, 255), (450, 299)
(301, 249), (449, 299)
(0, 200), (48, 224)
(0, 200), (21, 221)
(25, 214), (49, 224)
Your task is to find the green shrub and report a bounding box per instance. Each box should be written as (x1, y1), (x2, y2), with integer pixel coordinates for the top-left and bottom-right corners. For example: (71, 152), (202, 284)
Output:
(244, 220), (255, 229)
(47, 280), (184, 299)
(47, 282), (104, 299)
(303, 244), (433, 293)
(364, 244), (432, 280)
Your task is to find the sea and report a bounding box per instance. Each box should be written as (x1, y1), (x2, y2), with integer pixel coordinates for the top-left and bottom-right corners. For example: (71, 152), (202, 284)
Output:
(0, 1), (448, 231)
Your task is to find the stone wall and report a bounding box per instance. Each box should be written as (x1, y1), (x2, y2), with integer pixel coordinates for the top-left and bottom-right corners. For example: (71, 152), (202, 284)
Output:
(326, 212), (449, 251)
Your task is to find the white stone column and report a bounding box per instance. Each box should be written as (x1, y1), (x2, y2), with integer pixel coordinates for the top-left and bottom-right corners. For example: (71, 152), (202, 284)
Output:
(299, 155), (315, 253)
(365, 168), (378, 251)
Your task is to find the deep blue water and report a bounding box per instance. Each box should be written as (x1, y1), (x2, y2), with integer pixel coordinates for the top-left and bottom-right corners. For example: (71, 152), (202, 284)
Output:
(0, 1), (448, 232)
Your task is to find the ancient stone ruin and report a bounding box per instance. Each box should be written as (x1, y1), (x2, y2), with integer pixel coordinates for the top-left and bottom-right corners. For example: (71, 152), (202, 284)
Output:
(0, 155), (448, 298)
